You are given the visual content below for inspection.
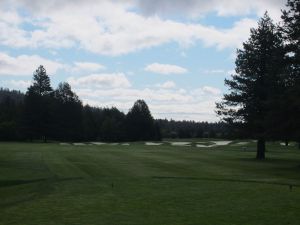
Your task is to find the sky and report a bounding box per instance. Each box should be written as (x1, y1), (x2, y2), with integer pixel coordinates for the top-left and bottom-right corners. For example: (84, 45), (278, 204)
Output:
(0, 0), (287, 122)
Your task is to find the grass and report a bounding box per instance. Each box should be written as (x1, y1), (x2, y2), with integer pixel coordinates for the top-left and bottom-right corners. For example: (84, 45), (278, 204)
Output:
(0, 141), (300, 225)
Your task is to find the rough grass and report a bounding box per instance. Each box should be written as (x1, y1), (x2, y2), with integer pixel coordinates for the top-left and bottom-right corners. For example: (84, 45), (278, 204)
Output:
(0, 141), (300, 225)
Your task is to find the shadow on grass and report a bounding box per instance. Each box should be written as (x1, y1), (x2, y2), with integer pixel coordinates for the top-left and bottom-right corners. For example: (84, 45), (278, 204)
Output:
(152, 176), (300, 188)
(0, 176), (83, 188)
(0, 178), (47, 187)
(238, 157), (300, 164)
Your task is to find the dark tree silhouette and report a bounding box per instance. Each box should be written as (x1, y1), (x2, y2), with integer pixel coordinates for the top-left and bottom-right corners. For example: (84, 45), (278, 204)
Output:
(82, 105), (102, 141)
(281, 0), (300, 148)
(157, 119), (229, 139)
(53, 82), (83, 141)
(0, 88), (24, 140)
(100, 108), (126, 142)
(216, 13), (285, 159)
(126, 100), (160, 141)
(29, 65), (53, 96)
(22, 65), (54, 142)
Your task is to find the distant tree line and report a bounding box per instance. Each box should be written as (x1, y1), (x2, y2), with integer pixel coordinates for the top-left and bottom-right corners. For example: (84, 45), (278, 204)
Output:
(157, 119), (232, 139)
(0, 82), (231, 142)
(0, 66), (161, 142)
(217, 0), (300, 159)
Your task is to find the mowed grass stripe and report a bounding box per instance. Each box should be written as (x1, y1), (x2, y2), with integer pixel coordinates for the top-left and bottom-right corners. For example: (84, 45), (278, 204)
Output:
(0, 142), (300, 225)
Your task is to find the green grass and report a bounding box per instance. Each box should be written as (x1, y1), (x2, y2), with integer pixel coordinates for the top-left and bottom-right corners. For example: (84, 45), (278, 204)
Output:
(0, 141), (300, 225)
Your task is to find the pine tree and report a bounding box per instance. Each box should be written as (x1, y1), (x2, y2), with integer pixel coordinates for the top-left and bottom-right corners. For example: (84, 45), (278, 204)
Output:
(22, 65), (54, 142)
(53, 82), (83, 141)
(281, 0), (300, 147)
(126, 100), (158, 141)
(29, 65), (53, 96)
(216, 13), (285, 159)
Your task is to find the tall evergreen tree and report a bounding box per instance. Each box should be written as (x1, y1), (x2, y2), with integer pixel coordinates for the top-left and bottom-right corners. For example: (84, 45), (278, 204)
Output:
(22, 65), (53, 142)
(216, 13), (285, 159)
(281, 0), (300, 146)
(29, 65), (53, 96)
(53, 82), (83, 141)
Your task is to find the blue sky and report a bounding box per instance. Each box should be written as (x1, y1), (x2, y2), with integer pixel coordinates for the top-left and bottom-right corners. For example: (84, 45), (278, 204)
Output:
(0, 0), (286, 121)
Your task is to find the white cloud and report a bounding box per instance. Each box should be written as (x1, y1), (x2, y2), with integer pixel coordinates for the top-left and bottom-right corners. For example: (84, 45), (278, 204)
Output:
(202, 86), (222, 95)
(73, 62), (106, 72)
(227, 70), (236, 75)
(145, 63), (187, 75)
(73, 85), (222, 122)
(3, 80), (31, 89)
(2, 0), (284, 18)
(0, 8), (23, 25)
(67, 73), (131, 89)
(156, 81), (176, 89)
(203, 69), (234, 75)
(205, 69), (226, 74)
(0, 1), (265, 55)
(0, 52), (65, 76)
(75, 87), (192, 102)
(190, 86), (221, 96)
(136, 0), (285, 20)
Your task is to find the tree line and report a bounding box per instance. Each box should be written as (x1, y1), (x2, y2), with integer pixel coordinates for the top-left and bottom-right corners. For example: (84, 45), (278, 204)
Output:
(0, 66), (161, 142)
(0, 83), (230, 142)
(217, 0), (300, 159)
(157, 119), (231, 139)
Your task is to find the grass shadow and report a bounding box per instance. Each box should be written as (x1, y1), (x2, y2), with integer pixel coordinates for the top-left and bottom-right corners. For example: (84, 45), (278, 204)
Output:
(152, 176), (300, 187)
(0, 176), (83, 188)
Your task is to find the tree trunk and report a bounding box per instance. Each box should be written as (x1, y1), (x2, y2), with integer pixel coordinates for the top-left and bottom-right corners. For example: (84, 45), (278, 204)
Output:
(256, 138), (265, 160)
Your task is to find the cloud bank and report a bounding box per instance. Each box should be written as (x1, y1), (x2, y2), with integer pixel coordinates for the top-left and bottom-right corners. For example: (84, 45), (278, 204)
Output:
(0, 1), (268, 56)
(67, 73), (131, 89)
(0, 52), (64, 76)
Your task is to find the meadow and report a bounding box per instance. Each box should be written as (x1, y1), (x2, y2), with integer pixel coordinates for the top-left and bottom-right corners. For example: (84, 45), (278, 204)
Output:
(0, 140), (300, 225)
